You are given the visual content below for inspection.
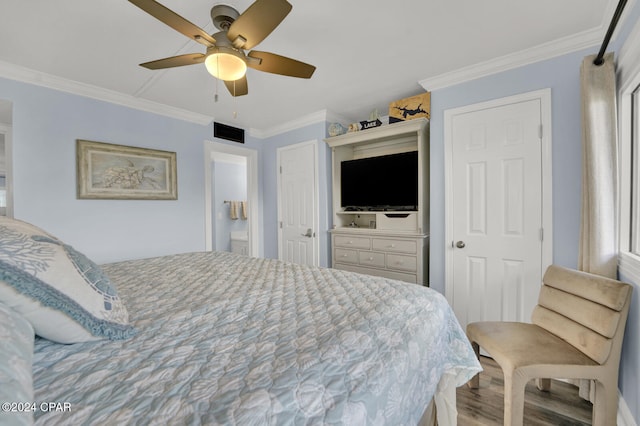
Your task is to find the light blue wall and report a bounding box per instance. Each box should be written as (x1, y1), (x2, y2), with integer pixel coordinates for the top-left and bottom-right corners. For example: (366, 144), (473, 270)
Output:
(429, 50), (586, 293)
(261, 122), (333, 266)
(0, 77), (213, 263)
(426, 4), (640, 421)
(2, 13), (638, 418)
(213, 160), (247, 252)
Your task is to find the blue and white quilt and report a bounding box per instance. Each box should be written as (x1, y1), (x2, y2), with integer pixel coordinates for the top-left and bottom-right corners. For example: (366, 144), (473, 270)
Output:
(32, 251), (481, 425)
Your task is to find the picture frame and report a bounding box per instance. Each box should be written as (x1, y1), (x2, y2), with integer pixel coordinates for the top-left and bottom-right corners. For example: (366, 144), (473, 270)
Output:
(76, 140), (177, 200)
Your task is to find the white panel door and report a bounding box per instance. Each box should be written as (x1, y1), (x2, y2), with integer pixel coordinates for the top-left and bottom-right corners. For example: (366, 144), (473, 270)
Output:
(449, 98), (543, 328)
(278, 141), (318, 266)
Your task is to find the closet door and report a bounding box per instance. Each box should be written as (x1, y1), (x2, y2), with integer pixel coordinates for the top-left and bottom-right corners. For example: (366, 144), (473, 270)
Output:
(277, 140), (319, 266)
(445, 93), (549, 329)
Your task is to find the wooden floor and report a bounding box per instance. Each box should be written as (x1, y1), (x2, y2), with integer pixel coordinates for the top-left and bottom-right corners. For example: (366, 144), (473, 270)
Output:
(456, 357), (594, 425)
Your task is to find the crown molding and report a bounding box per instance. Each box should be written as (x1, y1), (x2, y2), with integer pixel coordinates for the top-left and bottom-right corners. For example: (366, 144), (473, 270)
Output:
(0, 60), (213, 126)
(619, 4), (640, 90)
(419, 0), (636, 91)
(419, 27), (604, 91)
(249, 109), (352, 139)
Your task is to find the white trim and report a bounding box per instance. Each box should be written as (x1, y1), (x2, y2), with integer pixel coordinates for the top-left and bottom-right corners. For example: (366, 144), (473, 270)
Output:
(619, 252), (640, 284)
(203, 140), (260, 257)
(276, 139), (320, 266)
(0, 60), (212, 126)
(0, 123), (13, 218)
(443, 88), (553, 306)
(0, 57), (348, 136)
(618, 13), (640, 260)
(619, 0), (640, 90)
(420, 0), (634, 91)
(618, 389), (639, 426)
(421, 30), (600, 91)
(249, 109), (351, 139)
(617, 15), (640, 426)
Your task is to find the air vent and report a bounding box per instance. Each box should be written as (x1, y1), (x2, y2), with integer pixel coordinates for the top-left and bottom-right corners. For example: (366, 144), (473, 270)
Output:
(214, 122), (244, 144)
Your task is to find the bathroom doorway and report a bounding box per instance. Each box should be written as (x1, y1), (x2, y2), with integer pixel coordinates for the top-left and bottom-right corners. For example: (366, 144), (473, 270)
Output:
(203, 140), (260, 257)
(0, 99), (13, 218)
(213, 153), (248, 253)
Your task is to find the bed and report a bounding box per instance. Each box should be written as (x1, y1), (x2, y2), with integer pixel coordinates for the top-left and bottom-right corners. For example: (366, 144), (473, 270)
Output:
(0, 217), (481, 425)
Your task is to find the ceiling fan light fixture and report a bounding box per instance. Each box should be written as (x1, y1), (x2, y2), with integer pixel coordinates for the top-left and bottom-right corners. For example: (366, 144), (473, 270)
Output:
(205, 48), (247, 81)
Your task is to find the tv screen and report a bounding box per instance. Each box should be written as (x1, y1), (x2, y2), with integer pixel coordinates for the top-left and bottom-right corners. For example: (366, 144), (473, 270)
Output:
(340, 151), (418, 210)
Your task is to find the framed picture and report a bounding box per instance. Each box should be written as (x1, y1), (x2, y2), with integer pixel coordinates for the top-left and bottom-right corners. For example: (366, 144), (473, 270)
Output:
(76, 140), (177, 200)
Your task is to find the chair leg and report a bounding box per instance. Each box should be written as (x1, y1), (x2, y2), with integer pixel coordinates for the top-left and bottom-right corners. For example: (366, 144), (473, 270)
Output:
(591, 379), (618, 426)
(467, 341), (480, 389)
(536, 378), (551, 392)
(504, 370), (527, 426)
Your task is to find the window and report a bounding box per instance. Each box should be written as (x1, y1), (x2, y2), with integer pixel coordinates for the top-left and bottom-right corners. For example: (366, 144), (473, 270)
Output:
(629, 86), (640, 255)
(618, 26), (640, 280)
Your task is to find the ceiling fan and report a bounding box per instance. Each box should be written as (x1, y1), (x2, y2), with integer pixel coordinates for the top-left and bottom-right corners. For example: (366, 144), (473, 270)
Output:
(129, 0), (316, 97)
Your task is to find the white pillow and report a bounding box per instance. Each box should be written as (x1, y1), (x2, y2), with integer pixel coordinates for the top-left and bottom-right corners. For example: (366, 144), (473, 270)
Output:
(0, 217), (135, 343)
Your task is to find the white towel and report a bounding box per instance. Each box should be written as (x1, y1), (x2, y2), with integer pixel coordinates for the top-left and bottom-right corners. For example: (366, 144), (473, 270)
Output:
(229, 201), (239, 220)
(240, 201), (247, 220)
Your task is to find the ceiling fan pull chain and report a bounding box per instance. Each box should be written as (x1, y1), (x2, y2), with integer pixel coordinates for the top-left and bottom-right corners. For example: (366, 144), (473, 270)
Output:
(214, 56), (220, 102)
(233, 81), (238, 119)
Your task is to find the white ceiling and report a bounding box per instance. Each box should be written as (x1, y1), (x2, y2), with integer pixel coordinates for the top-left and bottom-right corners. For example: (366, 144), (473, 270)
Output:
(0, 0), (621, 133)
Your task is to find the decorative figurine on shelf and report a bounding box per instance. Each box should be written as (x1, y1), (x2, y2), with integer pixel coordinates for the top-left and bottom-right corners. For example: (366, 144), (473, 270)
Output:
(389, 92), (431, 123)
(328, 122), (347, 137)
(347, 123), (360, 133)
(359, 108), (382, 130)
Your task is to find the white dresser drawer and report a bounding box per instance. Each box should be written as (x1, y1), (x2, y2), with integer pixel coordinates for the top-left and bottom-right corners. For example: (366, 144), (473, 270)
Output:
(334, 235), (371, 250)
(372, 238), (417, 254)
(334, 248), (359, 264)
(386, 254), (417, 272)
(358, 251), (385, 268)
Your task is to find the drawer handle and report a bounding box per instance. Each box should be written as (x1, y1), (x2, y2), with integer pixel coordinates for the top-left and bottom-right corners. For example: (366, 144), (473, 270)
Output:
(342, 254), (349, 258)
(368, 256), (374, 261)
(396, 260), (404, 265)
(389, 244), (396, 248)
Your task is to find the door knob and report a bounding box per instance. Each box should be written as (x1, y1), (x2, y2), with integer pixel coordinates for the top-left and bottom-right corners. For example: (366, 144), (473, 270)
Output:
(456, 240), (466, 249)
(301, 228), (313, 238)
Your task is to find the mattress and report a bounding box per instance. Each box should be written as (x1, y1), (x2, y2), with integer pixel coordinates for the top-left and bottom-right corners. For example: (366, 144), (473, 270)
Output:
(32, 251), (480, 425)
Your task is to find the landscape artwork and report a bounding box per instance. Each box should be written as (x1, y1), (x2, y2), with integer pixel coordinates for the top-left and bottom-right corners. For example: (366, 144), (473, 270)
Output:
(76, 140), (177, 200)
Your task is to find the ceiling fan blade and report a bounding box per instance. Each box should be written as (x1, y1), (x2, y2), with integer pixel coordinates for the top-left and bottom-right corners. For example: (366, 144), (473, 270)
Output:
(140, 53), (206, 70)
(129, 0), (216, 47)
(247, 51), (315, 78)
(224, 76), (249, 97)
(227, 0), (292, 50)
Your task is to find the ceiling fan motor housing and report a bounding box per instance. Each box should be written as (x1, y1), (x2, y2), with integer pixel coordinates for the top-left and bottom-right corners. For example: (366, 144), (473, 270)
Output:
(210, 5), (239, 31)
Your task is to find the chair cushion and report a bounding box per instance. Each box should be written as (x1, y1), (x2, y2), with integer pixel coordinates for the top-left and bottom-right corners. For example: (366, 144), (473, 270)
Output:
(532, 305), (612, 364)
(467, 321), (598, 371)
(543, 265), (630, 311)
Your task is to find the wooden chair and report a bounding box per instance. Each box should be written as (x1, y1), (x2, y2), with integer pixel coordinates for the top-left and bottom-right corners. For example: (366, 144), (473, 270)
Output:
(466, 265), (632, 426)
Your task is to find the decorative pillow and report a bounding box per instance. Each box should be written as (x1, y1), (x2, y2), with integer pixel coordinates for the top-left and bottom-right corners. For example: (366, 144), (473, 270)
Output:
(0, 302), (35, 426)
(0, 216), (135, 343)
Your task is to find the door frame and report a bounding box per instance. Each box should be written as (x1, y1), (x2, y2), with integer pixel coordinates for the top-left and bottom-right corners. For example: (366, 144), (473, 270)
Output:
(443, 88), (553, 305)
(0, 123), (13, 218)
(276, 139), (320, 266)
(204, 140), (260, 257)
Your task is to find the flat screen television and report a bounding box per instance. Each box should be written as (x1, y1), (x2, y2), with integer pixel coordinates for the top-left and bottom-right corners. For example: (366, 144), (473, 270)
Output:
(340, 151), (418, 211)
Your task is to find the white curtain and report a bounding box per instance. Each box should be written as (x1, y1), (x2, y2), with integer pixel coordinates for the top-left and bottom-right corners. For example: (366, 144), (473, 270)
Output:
(577, 52), (618, 402)
(579, 52), (618, 279)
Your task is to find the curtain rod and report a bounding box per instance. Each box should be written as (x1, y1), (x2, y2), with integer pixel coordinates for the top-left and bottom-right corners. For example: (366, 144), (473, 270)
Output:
(594, 0), (628, 65)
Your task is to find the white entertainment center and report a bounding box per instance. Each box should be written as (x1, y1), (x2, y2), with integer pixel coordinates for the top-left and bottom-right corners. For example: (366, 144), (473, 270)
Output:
(325, 118), (429, 285)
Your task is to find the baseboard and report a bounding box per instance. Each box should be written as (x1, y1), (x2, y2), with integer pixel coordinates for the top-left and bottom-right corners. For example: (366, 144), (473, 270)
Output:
(619, 390), (638, 426)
